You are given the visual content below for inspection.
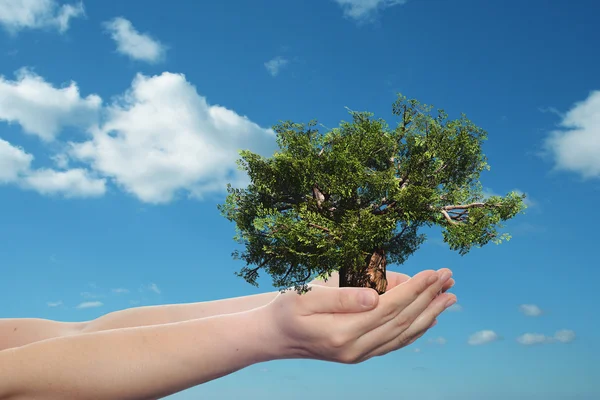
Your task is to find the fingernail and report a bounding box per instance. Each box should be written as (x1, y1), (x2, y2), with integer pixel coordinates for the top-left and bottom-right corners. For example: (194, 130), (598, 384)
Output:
(360, 291), (377, 307)
(440, 270), (452, 284)
(445, 298), (457, 308)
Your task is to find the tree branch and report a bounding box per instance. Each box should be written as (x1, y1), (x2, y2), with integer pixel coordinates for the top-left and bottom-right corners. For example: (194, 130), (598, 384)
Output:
(437, 202), (502, 226)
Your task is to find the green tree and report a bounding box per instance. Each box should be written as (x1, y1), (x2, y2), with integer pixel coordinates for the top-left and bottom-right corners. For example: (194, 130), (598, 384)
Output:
(218, 94), (526, 295)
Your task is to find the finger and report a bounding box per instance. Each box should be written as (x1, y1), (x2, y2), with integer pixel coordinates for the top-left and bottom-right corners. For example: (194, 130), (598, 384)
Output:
(405, 293), (456, 338)
(385, 271), (411, 290)
(383, 269), (439, 308)
(359, 317), (437, 362)
(344, 269), (439, 338)
(442, 278), (455, 293)
(361, 294), (454, 360)
(300, 285), (379, 315)
(396, 268), (452, 323)
(356, 288), (453, 358)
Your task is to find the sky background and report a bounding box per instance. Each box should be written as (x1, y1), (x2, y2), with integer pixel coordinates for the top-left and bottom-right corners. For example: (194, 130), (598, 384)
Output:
(0, 0), (598, 399)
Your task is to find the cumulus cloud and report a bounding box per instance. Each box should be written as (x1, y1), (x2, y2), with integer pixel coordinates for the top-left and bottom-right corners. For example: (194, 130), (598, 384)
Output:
(264, 56), (289, 77)
(0, 68), (101, 141)
(0, 70), (276, 202)
(519, 304), (543, 317)
(333, 0), (407, 22)
(104, 17), (166, 63)
(68, 72), (277, 203)
(0, 0), (84, 34)
(516, 330), (576, 345)
(76, 301), (103, 309)
(0, 137), (104, 197)
(468, 330), (499, 346)
(544, 91), (600, 179)
(0, 138), (32, 183)
(21, 168), (106, 198)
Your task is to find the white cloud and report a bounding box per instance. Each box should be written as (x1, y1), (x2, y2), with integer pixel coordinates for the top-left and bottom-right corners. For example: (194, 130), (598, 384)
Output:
(446, 303), (462, 312)
(264, 56), (289, 77)
(1, 70), (276, 203)
(80, 291), (101, 299)
(428, 336), (447, 345)
(0, 0), (84, 34)
(0, 138), (32, 183)
(333, 0), (407, 22)
(468, 330), (499, 346)
(21, 168), (106, 198)
(76, 301), (103, 309)
(519, 304), (543, 317)
(47, 300), (63, 307)
(112, 288), (129, 294)
(554, 329), (576, 343)
(544, 91), (600, 179)
(104, 17), (166, 63)
(517, 333), (552, 345)
(516, 330), (576, 345)
(0, 68), (101, 141)
(147, 283), (161, 294)
(68, 72), (277, 203)
(0, 137), (103, 197)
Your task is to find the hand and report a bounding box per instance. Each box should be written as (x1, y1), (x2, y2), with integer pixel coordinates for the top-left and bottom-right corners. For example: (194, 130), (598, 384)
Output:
(310, 270), (455, 293)
(264, 268), (456, 364)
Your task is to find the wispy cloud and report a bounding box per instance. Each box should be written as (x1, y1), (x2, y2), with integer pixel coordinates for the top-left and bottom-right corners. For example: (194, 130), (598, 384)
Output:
(446, 303), (463, 312)
(543, 91), (600, 180)
(468, 330), (499, 346)
(427, 336), (447, 345)
(47, 300), (63, 307)
(80, 291), (102, 299)
(519, 304), (543, 317)
(147, 283), (161, 294)
(333, 0), (407, 23)
(264, 56), (289, 77)
(104, 17), (166, 63)
(76, 301), (103, 309)
(554, 329), (576, 343)
(517, 330), (576, 345)
(0, 0), (84, 34)
(111, 288), (129, 294)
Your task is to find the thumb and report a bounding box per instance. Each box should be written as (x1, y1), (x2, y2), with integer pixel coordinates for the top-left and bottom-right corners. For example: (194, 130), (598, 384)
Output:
(304, 285), (379, 314)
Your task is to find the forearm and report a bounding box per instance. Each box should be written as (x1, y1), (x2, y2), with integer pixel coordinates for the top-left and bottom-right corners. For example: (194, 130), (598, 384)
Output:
(82, 291), (278, 334)
(2, 308), (283, 400)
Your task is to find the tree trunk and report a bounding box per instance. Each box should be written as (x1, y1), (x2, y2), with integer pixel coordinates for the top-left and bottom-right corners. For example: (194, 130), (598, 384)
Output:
(339, 248), (388, 295)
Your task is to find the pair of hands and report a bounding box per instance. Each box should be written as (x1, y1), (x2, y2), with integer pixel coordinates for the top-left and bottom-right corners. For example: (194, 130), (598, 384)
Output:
(263, 269), (456, 364)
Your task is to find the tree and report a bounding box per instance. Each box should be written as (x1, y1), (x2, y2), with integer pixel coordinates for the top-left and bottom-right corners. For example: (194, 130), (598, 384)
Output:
(218, 94), (526, 295)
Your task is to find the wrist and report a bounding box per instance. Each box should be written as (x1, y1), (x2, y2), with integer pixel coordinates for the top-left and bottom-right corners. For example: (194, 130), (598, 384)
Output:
(250, 302), (304, 361)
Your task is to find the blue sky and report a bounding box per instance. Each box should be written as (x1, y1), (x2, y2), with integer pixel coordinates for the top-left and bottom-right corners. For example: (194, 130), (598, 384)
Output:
(0, 0), (598, 398)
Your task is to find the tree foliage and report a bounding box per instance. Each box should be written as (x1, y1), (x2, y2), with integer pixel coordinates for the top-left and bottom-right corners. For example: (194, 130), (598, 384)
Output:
(218, 94), (526, 294)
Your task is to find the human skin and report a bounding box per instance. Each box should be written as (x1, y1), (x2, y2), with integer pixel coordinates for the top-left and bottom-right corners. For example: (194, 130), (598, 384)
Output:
(0, 270), (454, 351)
(0, 269), (455, 400)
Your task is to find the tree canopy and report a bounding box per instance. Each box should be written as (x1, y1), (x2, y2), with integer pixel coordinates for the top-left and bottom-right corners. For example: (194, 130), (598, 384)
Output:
(218, 94), (526, 294)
